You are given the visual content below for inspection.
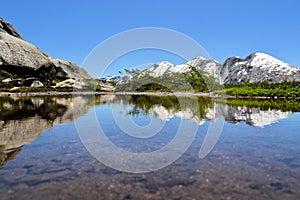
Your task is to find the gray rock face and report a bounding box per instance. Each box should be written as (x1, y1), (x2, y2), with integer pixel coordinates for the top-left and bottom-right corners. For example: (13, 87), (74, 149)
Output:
(221, 53), (300, 84)
(0, 27), (50, 69)
(0, 18), (91, 88)
(0, 18), (22, 39)
(142, 53), (300, 84)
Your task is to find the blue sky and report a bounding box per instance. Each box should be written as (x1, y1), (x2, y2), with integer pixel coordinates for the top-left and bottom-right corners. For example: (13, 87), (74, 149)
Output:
(2, 0), (300, 77)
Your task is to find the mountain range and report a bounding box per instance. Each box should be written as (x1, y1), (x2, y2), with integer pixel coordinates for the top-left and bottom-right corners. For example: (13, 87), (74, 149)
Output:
(1, 17), (299, 91)
(144, 53), (300, 84)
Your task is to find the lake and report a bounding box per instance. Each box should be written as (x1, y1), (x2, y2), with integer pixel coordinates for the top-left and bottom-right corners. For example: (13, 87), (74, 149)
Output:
(0, 94), (300, 199)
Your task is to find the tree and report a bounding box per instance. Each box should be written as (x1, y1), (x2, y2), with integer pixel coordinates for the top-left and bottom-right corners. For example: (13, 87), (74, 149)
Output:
(183, 65), (210, 92)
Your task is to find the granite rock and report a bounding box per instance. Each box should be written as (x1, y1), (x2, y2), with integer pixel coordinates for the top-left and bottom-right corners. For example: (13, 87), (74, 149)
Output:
(0, 18), (91, 88)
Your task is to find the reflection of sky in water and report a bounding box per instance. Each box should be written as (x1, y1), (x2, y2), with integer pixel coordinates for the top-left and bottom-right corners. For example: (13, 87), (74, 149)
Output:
(0, 95), (300, 199)
(131, 115), (152, 127)
(95, 104), (181, 153)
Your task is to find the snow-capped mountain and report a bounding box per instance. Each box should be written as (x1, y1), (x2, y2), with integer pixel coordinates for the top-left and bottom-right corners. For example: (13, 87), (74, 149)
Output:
(145, 56), (223, 82)
(142, 52), (300, 84)
(221, 53), (300, 83)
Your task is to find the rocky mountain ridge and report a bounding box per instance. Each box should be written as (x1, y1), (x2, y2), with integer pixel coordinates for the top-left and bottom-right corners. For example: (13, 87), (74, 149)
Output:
(143, 53), (300, 84)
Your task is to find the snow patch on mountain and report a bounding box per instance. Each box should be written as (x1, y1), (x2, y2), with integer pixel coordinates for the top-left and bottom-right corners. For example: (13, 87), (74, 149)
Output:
(222, 52), (300, 83)
(135, 52), (300, 84)
(144, 56), (222, 81)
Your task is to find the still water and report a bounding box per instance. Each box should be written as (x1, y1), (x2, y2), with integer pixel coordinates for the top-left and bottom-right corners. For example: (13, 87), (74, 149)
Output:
(0, 95), (299, 199)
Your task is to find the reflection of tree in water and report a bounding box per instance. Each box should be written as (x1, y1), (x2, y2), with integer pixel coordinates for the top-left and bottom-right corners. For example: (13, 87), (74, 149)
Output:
(0, 96), (67, 122)
(128, 95), (213, 118)
(223, 99), (300, 112)
(37, 100), (67, 121)
(125, 95), (296, 128)
(0, 94), (297, 168)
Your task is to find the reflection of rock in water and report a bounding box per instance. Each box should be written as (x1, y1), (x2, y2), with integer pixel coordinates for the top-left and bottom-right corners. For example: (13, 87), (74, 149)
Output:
(0, 115), (52, 151)
(219, 105), (292, 127)
(125, 95), (292, 127)
(0, 95), (110, 167)
(0, 94), (293, 167)
(0, 147), (21, 168)
(147, 101), (291, 127)
(149, 105), (206, 125)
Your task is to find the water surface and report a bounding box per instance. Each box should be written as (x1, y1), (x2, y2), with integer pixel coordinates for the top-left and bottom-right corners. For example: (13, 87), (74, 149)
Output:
(0, 95), (299, 199)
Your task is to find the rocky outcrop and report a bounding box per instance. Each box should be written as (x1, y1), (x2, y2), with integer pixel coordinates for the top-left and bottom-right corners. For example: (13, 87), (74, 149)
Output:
(141, 53), (300, 84)
(98, 81), (116, 92)
(0, 18), (91, 89)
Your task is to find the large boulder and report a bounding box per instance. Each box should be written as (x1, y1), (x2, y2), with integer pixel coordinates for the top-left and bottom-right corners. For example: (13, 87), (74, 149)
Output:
(0, 18), (91, 88)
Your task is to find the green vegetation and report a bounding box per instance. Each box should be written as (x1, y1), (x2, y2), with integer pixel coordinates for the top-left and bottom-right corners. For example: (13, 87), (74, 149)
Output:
(183, 65), (222, 92)
(115, 65), (300, 98)
(115, 65), (221, 92)
(1, 63), (300, 98)
(116, 69), (190, 92)
(215, 81), (300, 98)
(82, 78), (99, 91)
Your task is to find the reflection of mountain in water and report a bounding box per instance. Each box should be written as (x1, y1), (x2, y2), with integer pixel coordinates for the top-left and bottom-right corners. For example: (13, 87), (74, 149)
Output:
(222, 105), (291, 127)
(125, 96), (294, 127)
(0, 94), (297, 167)
(0, 95), (112, 167)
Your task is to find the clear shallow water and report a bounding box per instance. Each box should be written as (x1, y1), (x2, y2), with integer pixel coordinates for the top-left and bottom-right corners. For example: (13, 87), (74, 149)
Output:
(0, 95), (300, 199)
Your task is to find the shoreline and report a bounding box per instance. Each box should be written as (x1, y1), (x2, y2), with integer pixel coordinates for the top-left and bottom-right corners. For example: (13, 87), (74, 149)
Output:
(0, 91), (299, 99)
(0, 91), (229, 98)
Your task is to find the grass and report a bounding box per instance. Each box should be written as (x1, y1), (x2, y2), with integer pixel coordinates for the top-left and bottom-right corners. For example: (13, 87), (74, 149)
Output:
(214, 81), (300, 98)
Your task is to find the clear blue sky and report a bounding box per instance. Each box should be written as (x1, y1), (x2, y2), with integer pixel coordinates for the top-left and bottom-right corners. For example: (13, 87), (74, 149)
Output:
(2, 0), (300, 77)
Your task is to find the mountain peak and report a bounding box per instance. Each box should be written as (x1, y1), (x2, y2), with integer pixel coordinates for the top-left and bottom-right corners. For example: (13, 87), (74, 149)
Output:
(249, 52), (270, 57)
(156, 61), (174, 66)
(246, 52), (285, 65)
(191, 56), (208, 61)
(142, 52), (300, 85)
(221, 52), (300, 84)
